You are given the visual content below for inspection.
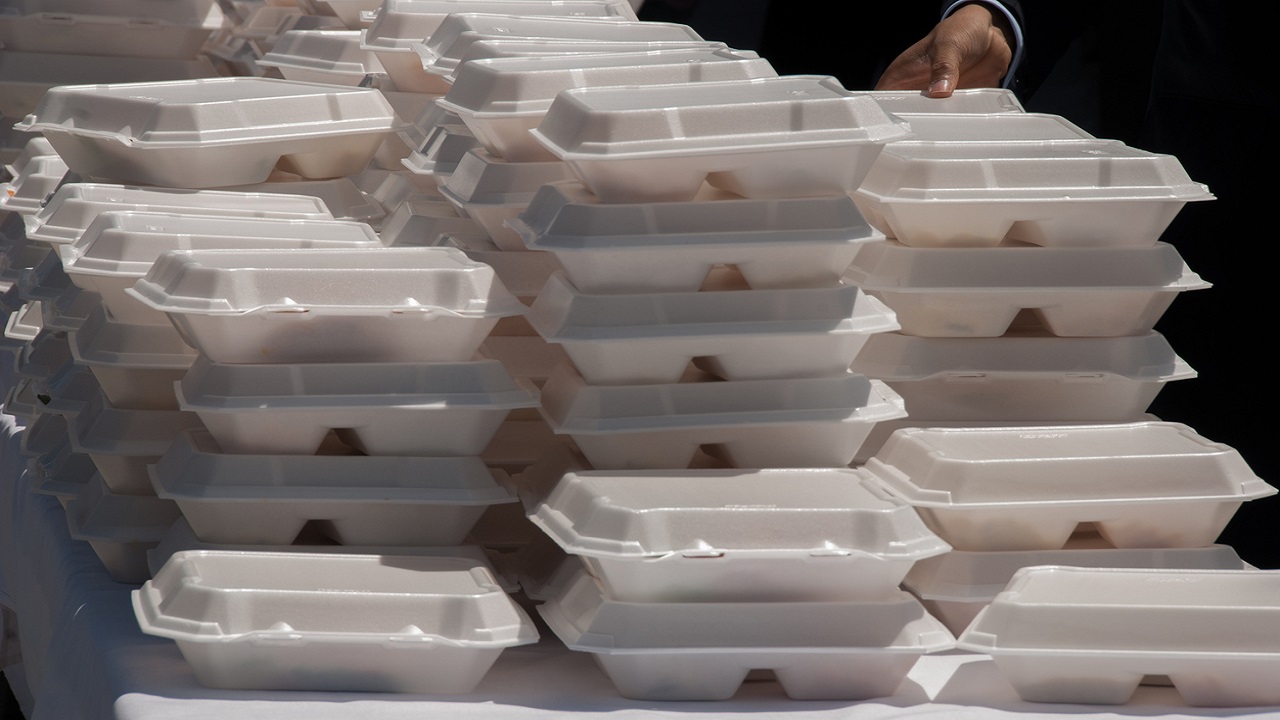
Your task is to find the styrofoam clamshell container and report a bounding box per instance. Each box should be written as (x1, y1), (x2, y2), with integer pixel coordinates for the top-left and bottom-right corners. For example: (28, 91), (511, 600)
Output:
(539, 363), (906, 469)
(540, 567), (954, 701)
(66, 473), (181, 584)
(441, 234), (560, 299)
(3, 135), (56, 180)
(60, 212), (386, 326)
(865, 88), (1025, 114)
(0, 235), (50, 287)
(438, 48), (776, 162)
(4, 376), (42, 422)
(0, 50), (217, 120)
(1, 155), (69, 216)
(889, 112), (1093, 143)
(529, 273), (898, 384)
(361, 1), (639, 93)
(435, 37), (731, 83)
(439, 148), (578, 250)
(526, 460), (948, 602)
(3, 300), (41, 344)
(398, 99), (470, 164)
(402, 123), (481, 184)
(147, 517), (517, 591)
(863, 422), (1275, 552)
(16, 78), (402, 189)
(904, 544), (1249, 636)
(67, 389), (204, 495)
(151, 428), (518, 545)
(16, 328), (71, 386)
(532, 75), (913, 203)
(256, 30), (386, 85)
(0, 0), (227, 60)
(69, 305), (196, 411)
(368, 169), (445, 211)
(128, 246), (527, 363)
(230, 7), (347, 51)
(413, 15), (700, 80)
(12, 362), (98, 419)
(29, 447), (98, 510)
(850, 331), (1194, 422)
(958, 567), (1280, 706)
(313, 0), (384, 27)
(380, 196), (479, 246)
(844, 240), (1209, 337)
(853, 140), (1214, 248)
(229, 177), (386, 226)
(176, 356), (538, 455)
(19, 410), (69, 461)
(477, 335), (568, 384)
(26, 183), (335, 247)
(134, 550), (538, 693)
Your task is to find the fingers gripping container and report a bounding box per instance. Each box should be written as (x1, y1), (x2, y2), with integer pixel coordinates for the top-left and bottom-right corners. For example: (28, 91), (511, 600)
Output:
(360, 1), (640, 93)
(512, 181), (883, 292)
(903, 543), (1249, 635)
(127, 247), (527, 364)
(133, 551), (538, 693)
(958, 567), (1280, 707)
(439, 148), (579, 250)
(69, 305), (198, 410)
(150, 428), (518, 545)
(844, 240), (1209, 337)
(16, 78), (403, 189)
(175, 356), (538, 455)
(528, 272), (898, 384)
(539, 567), (954, 701)
(412, 14), (699, 81)
(26, 184), (335, 246)
(853, 140), (1214, 248)
(530, 75), (913, 203)
(59, 212), (386, 325)
(524, 462), (949, 602)
(256, 30), (387, 86)
(65, 473), (182, 584)
(538, 363), (906, 469)
(862, 423), (1275, 552)
(437, 48), (777, 162)
(67, 389), (205, 495)
(849, 330), (1194, 422)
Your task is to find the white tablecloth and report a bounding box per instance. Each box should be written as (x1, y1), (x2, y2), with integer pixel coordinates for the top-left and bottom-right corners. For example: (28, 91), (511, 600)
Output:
(1, 407), (1278, 720)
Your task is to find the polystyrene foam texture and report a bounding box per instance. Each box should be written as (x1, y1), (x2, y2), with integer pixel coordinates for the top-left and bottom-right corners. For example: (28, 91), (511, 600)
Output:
(538, 363), (907, 469)
(532, 75), (912, 202)
(66, 389), (204, 495)
(529, 272), (898, 384)
(853, 140), (1214, 248)
(439, 148), (578, 250)
(256, 30), (385, 85)
(379, 196), (478, 246)
(17, 78), (401, 188)
(441, 234), (561, 299)
(539, 568), (954, 701)
(435, 37), (730, 83)
(844, 240), (1209, 337)
(850, 330), (1195, 422)
(175, 357), (537, 455)
(439, 48), (775, 162)
(863, 423), (1275, 551)
(0, 155), (69, 215)
(69, 305), (196, 410)
(512, 181), (882, 292)
(959, 567), (1280, 706)
(865, 88), (1025, 114)
(65, 473), (181, 583)
(134, 551), (538, 693)
(127, 246), (527, 363)
(0, 0), (226, 59)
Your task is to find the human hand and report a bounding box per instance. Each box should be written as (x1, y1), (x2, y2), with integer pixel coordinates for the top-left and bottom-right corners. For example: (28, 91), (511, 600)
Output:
(874, 3), (1014, 97)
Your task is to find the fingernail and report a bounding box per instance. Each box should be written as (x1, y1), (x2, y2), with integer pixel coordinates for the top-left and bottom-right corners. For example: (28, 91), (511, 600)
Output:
(929, 78), (952, 96)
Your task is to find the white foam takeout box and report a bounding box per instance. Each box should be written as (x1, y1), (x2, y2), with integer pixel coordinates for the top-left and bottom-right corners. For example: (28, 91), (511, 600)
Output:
(16, 77), (402, 188)
(65, 472), (181, 584)
(68, 304), (197, 411)
(538, 363), (906, 469)
(958, 567), (1280, 707)
(439, 148), (578, 250)
(127, 246), (527, 363)
(431, 36), (729, 85)
(539, 567), (955, 701)
(151, 428), (519, 546)
(522, 450), (949, 602)
(528, 271), (898, 384)
(256, 30), (386, 86)
(0, 0), (227, 59)
(862, 423), (1275, 551)
(66, 389), (204, 495)
(438, 47), (776, 162)
(512, 181), (882, 292)
(531, 75), (912, 203)
(844, 240), (1208, 337)
(850, 330), (1195, 422)
(133, 551), (538, 693)
(175, 356), (538, 455)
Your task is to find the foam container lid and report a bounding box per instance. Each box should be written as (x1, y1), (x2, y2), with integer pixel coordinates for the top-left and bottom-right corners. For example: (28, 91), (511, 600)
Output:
(312, 0), (384, 28)
(128, 246), (526, 317)
(362, 1), (639, 53)
(888, 113), (1092, 142)
(151, 428), (516, 504)
(864, 88), (1025, 114)
(26, 183), (335, 246)
(534, 75), (912, 159)
(227, 178), (386, 225)
(1, 155), (69, 215)
(441, 148), (578, 206)
(529, 465), (946, 560)
(18, 77), (400, 147)
(435, 37), (729, 81)
(69, 304), (197, 370)
(865, 422), (1273, 508)
(16, 327), (70, 382)
(379, 197), (478, 247)
(3, 301), (40, 342)
(67, 388), (204, 457)
(414, 15), (702, 74)
(66, 472), (181, 545)
(257, 30), (386, 80)
(439, 47), (774, 118)
(3, 136), (56, 180)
